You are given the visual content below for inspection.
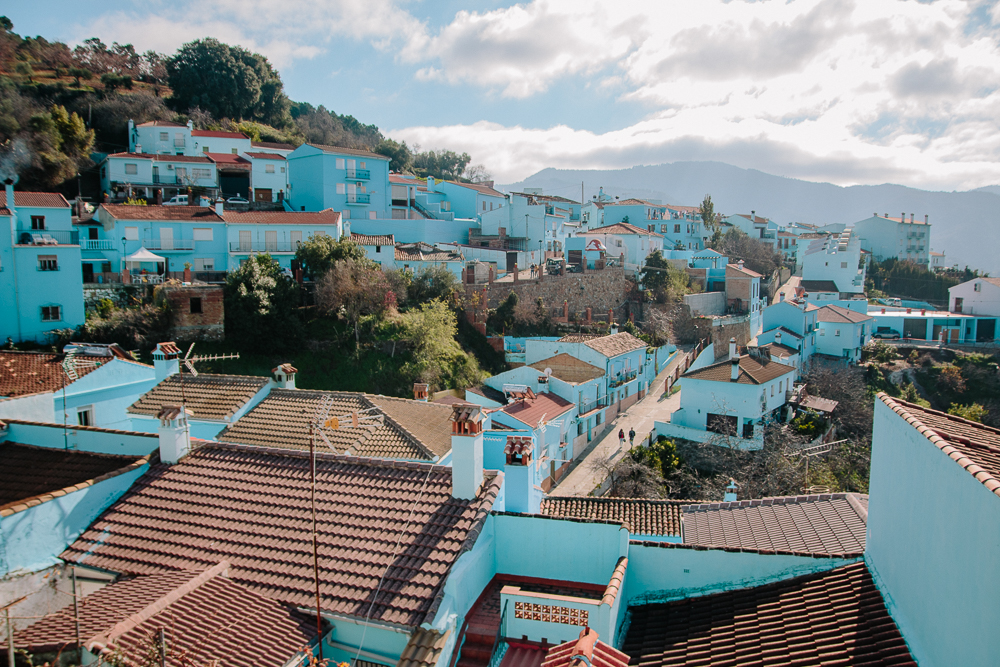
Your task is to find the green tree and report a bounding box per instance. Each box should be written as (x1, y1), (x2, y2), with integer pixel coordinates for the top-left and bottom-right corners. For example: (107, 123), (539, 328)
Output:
(294, 235), (369, 280)
(100, 72), (133, 92)
(699, 194), (717, 231)
(712, 228), (783, 276)
(14, 60), (33, 83)
(639, 250), (671, 291)
(316, 258), (391, 341)
(20, 105), (94, 189)
(166, 38), (290, 127)
(223, 254), (302, 353)
(375, 138), (413, 173)
(949, 403), (987, 422)
(408, 264), (459, 304)
(68, 67), (93, 87)
(399, 300), (485, 390)
(413, 149), (471, 181)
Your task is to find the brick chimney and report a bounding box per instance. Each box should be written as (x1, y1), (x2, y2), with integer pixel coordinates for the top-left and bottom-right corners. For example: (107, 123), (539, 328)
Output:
(272, 363), (296, 389)
(451, 404), (485, 499)
(152, 342), (181, 382)
(504, 435), (539, 514)
(157, 405), (192, 464)
(731, 357), (740, 382)
(413, 382), (429, 402)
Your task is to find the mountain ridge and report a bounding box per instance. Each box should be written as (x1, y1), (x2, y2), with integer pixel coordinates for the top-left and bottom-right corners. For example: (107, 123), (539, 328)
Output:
(501, 161), (997, 274)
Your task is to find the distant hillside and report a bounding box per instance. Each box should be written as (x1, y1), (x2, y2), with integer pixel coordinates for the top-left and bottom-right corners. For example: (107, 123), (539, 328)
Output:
(502, 162), (998, 274)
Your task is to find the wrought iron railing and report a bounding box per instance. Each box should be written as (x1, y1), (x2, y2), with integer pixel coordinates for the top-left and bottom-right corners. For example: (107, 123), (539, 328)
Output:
(579, 396), (610, 414)
(229, 241), (297, 253)
(18, 230), (78, 245)
(346, 168), (371, 180)
(346, 192), (371, 204)
(487, 601), (508, 667)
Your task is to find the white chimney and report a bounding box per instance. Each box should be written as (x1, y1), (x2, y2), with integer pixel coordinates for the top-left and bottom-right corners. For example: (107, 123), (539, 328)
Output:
(152, 342), (181, 382)
(724, 479), (738, 502)
(925, 214), (929, 224)
(731, 357), (740, 382)
(157, 405), (192, 464)
(4, 180), (15, 218)
(451, 404), (485, 499)
(778, 292), (785, 302)
(272, 363), (297, 389)
(215, 198), (224, 216)
(135, 143), (142, 154)
(775, 331), (782, 347)
(187, 120), (194, 131)
(413, 382), (429, 402)
(504, 435), (538, 514)
(427, 176), (436, 190)
(729, 337), (737, 360)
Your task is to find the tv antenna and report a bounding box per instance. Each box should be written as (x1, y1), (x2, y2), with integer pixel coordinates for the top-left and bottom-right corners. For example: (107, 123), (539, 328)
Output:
(177, 342), (240, 406)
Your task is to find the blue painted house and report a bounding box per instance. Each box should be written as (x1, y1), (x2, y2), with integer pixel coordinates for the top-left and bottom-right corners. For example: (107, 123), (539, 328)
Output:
(0, 187), (84, 342)
(285, 144), (391, 218)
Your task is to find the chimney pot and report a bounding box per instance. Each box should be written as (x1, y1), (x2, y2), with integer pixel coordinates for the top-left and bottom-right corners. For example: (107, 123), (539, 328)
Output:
(731, 357), (740, 381)
(215, 198), (224, 216)
(779, 292), (785, 302)
(4, 181), (14, 216)
(729, 337), (737, 360)
(152, 342), (181, 382)
(450, 404), (485, 499)
(157, 405), (192, 464)
(272, 363), (297, 389)
(413, 382), (429, 402)
(925, 214), (929, 224)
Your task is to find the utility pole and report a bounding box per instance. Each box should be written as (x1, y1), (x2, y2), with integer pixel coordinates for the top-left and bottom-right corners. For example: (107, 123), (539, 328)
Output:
(4, 596), (27, 667)
(72, 568), (82, 655)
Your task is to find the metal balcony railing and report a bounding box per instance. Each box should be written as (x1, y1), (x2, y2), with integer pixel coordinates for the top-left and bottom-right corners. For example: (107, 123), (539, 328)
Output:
(229, 241), (297, 253)
(81, 239), (116, 250)
(346, 192), (371, 205)
(609, 370), (638, 388)
(143, 239), (196, 251)
(346, 168), (370, 180)
(152, 174), (178, 184)
(18, 230), (78, 245)
(579, 396), (610, 414)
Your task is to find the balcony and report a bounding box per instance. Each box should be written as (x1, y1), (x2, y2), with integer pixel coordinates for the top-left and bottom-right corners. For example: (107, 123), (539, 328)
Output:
(229, 241), (297, 253)
(152, 174), (178, 185)
(173, 139), (186, 148)
(346, 168), (370, 180)
(18, 230), (78, 245)
(579, 396), (611, 415)
(346, 192), (371, 205)
(143, 239), (195, 251)
(609, 370), (638, 388)
(81, 239), (115, 250)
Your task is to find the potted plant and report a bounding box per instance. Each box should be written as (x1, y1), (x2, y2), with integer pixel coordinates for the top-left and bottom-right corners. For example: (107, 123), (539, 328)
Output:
(183, 261), (192, 283)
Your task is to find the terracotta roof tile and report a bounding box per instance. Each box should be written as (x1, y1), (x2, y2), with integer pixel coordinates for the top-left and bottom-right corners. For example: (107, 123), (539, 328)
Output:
(244, 152), (287, 160)
(529, 354), (604, 384)
(682, 354), (796, 385)
(13, 564), (317, 667)
(61, 442), (503, 628)
(221, 209), (340, 225)
(446, 181), (506, 198)
(879, 394), (1000, 499)
(556, 332), (646, 358)
(192, 129), (248, 138)
(540, 497), (688, 536)
(681, 493), (868, 556)
(0, 191), (70, 208)
(585, 222), (663, 237)
(351, 232), (394, 246)
(137, 120), (186, 127)
(217, 389), (448, 460)
(395, 243), (463, 262)
(104, 152), (215, 164)
(206, 152), (251, 166)
(622, 562), (916, 667)
(128, 373), (268, 421)
(500, 392), (575, 428)
(304, 143), (390, 160)
(0, 351), (104, 397)
(0, 443), (143, 512)
(800, 279), (840, 292)
(542, 627), (630, 667)
(398, 628), (451, 667)
(816, 303), (873, 323)
(99, 204), (224, 222)
(252, 141), (296, 151)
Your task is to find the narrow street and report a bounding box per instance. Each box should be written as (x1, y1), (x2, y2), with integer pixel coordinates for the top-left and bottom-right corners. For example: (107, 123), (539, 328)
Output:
(550, 344), (696, 497)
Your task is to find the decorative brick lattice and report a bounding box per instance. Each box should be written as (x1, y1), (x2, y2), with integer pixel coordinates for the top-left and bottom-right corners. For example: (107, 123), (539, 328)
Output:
(513, 602), (588, 626)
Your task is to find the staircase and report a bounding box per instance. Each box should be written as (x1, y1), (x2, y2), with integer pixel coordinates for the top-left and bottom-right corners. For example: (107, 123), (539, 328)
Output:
(455, 581), (504, 667)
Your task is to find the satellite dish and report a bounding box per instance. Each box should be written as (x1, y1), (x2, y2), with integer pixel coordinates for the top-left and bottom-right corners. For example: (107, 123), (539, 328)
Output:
(544, 368), (552, 376)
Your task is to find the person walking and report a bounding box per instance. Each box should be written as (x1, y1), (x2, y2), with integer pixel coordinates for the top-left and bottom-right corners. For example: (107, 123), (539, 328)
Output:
(628, 427), (636, 446)
(618, 428), (625, 449)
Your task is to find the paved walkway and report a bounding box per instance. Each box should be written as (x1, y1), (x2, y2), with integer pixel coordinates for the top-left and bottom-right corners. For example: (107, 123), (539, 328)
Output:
(771, 274), (801, 305)
(551, 345), (696, 497)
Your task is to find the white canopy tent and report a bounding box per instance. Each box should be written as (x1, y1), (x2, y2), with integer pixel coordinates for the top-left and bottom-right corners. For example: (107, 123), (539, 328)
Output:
(124, 247), (166, 284)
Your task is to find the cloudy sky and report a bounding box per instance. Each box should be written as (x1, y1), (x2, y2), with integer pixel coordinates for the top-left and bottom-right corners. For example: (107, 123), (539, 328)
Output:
(11, 0), (1000, 190)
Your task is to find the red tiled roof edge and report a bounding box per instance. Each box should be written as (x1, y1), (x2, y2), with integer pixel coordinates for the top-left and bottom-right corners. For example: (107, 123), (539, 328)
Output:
(492, 510), (633, 530)
(0, 453), (152, 518)
(422, 471), (504, 625)
(682, 492), (860, 513)
(601, 557), (628, 606)
(879, 393), (1000, 498)
(204, 440), (453, 472)
(629, 539), (864, 559)
(358, 394), (439, 462)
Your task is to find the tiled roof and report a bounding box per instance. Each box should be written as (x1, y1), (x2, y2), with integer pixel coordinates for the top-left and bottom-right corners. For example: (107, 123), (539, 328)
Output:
(0, 443), (143, 513)
(734, 213), (769, 224)
(398, 628), (451, 667)
(529, 354), (604, 384)
(879, 394), (1000, 499)
(244, 151), (287, 160)
(367, 394), (455, 458)
(467, 384), (508, 405)
(621, 562), (915, 666)
(104, 152), (215, 163)
(12, 563), (317, 667)
(681, 493), (868, 556)
(540, 497), (687, 536)
(351, 232), (394, 246)
(556, 332), (646, 358)
(217, 389), (446, 460)
(252, 141), (297, 151)
(500, 392), (575, 428)
(682, 354), (796, 385)
(305, 143), (390, 160)
(800, 279), (840, 293)
(816, 303), (872, 323)
(99, 204), (224, 222)
(192, 129), (248, 138)
(542, 628), (630, 667)
(222, 209), (340, 225)
(727, 263), (763, 278)
(585, 222), (663, 237)
(128, 373), (268, 421)
(0, 191), (70, 208)
(206, 152), (251, 166)
(137, 120), (186, 127)
(61, 442), (503, 628)
(0, 351), (104, 397)
(395, 243), (463, 262)
(390, 174), (423, 184)
(760, 342), (798, 358)
(447, 181), (506, 198)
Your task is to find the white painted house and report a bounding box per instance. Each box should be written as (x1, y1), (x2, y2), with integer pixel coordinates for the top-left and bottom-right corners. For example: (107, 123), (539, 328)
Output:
(949, 276), (1000, 316)
(579, 222), (664, 271)
(815, 304), (874, 362)
(853, 212), (930, 266)
(801, 229), (865, 295)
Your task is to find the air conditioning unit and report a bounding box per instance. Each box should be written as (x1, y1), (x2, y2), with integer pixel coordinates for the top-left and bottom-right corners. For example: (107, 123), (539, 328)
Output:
(167, 164), (174, 170)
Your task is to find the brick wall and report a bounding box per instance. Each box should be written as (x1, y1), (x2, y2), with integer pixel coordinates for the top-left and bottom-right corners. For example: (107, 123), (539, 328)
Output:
(476, 268), (631, 315)
(162, 284), (225, 341)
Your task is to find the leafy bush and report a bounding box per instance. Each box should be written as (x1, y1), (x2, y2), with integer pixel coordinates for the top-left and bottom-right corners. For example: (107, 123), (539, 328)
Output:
(223, 254), (302, 353)
(862, 340), (898, 365)
(79, 303), (171, 349)
(948, 403), (987, 422)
